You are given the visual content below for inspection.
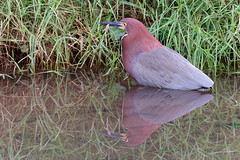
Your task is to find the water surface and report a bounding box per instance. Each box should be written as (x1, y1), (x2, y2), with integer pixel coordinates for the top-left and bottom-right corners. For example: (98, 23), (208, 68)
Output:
(0, 74), (239, 159)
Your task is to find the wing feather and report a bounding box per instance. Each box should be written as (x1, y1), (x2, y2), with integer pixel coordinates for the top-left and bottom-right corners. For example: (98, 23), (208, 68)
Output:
(132, 46), (214, 90)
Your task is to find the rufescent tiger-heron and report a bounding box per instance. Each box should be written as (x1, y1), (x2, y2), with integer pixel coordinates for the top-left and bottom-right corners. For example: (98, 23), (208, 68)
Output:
(100, 18), (214, 90)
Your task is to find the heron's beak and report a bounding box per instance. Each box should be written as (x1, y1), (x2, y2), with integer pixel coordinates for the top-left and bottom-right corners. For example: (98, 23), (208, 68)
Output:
(100, 21), (126, 30)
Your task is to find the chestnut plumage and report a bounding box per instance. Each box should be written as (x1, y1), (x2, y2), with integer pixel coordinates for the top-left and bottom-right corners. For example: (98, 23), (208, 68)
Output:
(100, 18), (214, 90)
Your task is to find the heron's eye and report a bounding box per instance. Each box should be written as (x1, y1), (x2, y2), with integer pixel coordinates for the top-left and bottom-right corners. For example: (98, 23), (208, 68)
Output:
(123, 22), (127, 26)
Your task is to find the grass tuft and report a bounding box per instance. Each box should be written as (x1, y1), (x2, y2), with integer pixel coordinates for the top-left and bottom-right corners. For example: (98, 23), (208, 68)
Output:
(0, 0), (239, 76)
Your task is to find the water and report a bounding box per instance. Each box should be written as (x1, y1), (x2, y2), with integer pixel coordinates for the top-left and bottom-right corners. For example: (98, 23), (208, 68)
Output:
(0, 74), (239, 159)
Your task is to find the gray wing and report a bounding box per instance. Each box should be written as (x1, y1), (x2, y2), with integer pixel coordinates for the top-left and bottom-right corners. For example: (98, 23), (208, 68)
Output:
(132, 46), (214, 90)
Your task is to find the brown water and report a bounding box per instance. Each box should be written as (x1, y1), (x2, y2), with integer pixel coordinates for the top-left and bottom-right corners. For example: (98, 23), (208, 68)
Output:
(0, 73), (239, 159)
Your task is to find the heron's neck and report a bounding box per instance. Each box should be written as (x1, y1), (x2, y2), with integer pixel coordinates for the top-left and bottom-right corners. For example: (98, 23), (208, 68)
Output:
(121, 31), (162, 79)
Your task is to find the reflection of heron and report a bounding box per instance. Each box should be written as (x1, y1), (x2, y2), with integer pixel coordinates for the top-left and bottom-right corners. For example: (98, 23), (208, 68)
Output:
(101, 18), (214, 90)
(105, 86), (213, 146)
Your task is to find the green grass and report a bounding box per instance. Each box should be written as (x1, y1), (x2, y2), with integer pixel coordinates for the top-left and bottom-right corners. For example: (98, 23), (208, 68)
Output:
(0, 0), (239, 76)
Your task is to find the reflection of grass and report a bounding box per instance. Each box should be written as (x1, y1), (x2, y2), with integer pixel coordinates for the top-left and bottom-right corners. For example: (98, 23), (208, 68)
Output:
(0, 73), (125, 159)
(0, 0), (239, 76)
(0, 73), (240, 159)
